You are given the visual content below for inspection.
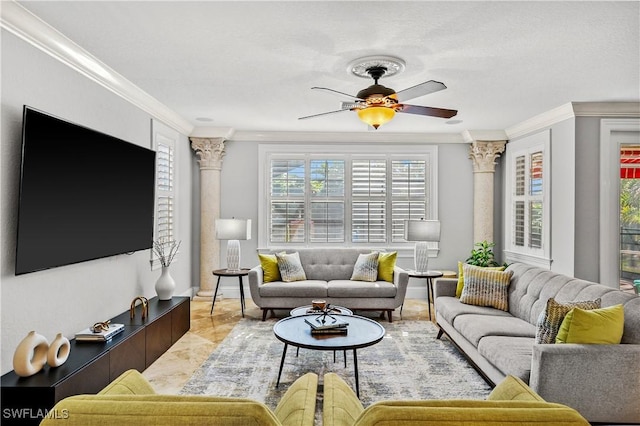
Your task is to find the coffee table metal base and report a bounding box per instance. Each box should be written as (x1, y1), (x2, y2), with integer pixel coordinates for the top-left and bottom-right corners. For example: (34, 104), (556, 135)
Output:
(277, 344), (362, 397)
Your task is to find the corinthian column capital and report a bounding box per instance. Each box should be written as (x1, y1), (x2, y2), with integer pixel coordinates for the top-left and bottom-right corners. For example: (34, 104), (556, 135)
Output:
(190, 137), (226, 170)
(469, 140), (507, 173)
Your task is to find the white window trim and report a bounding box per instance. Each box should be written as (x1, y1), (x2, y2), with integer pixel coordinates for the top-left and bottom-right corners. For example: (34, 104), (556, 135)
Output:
(504, 130), (551, 268)
(258, 143), (438, 253)
(600, 118), (640, 286)
(151, 120), (179, 270)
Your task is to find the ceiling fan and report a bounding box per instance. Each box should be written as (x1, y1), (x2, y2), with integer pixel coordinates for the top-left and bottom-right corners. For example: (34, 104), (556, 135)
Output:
(299, 65), (458, 129)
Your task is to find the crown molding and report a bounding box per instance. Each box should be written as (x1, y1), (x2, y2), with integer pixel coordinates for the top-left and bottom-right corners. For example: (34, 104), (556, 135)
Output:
(506, 102), (640, 140)
(0, 1), (194, 135)
(230, 130), (466, 144)
(461, 129), (508, 143)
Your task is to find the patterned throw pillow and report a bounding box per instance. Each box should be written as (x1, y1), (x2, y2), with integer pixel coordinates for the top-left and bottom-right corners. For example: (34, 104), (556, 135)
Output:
(456, 261), (506, 298)
(535, 297), (601, 344)
(459, 264), (513, 311)
(377, 251), (397, 283)
(275, 252), (307, 282)
(351, 252), (380, 282)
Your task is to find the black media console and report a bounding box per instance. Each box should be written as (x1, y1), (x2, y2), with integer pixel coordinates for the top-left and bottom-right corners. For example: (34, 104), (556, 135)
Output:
(1, 296), (190, 425)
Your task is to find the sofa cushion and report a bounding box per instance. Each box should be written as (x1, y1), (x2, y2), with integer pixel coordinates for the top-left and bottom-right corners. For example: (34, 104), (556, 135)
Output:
(460, 264), (513, 311)
(454, 314), (536, 346)
(277, 252), (307, 282)
(436, 296), (512, 325)
(259, 280), (328, 298)
(327, 280), (397, 298)
(535, 297), (601, 344)
(259, 253), (282, 283)
(350, 252), (379, 282)
(98, 369), (156, 395)
(274, 372), (318, 426)
(556, 304), (625, 344)
(377, 251), (397, 283)
(487, 375), (544, 401)
(323, 372), (364, 426)
(478, 336), (534, 383)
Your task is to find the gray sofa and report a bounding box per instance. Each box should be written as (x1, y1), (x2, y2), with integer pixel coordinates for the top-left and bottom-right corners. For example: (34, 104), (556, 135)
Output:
(434, 262), (640, 424)
(248, 248), (409, 322)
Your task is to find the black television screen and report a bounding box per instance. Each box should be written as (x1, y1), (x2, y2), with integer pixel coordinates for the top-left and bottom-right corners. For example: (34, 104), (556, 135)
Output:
(15, 106), (156, 275)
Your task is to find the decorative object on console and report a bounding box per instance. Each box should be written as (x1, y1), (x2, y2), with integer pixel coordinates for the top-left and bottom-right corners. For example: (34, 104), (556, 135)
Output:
(47, 333), (70, 367)
(130, 296), (149, 319)
(152, 240), (180, 300)
(75, 323), (125, 342)
(216, 218), (251, 272)
(404, 219), (440, 273)
(13, 331), (49, 377)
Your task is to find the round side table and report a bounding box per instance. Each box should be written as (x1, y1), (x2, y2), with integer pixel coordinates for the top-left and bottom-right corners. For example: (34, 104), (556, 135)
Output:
(211, 268), (250, 317)
(407, 270), (443, 320)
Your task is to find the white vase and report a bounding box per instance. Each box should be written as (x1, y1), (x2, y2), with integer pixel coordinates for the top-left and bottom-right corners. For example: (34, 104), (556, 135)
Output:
(155, 266), (175, 300)
(13, 331), (49, 377)
(47, 333), (70, 367)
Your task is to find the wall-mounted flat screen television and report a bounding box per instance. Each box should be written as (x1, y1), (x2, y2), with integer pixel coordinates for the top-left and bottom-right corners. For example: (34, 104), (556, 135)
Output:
(15, 106), (156, 275)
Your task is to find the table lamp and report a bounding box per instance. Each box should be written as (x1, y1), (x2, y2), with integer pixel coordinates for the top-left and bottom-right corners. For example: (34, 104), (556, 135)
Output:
(404, 219), (440, 274)
(215, 218), (251, 272)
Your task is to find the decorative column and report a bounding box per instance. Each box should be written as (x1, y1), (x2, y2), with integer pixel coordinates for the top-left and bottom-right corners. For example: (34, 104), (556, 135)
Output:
(469, 140), (506, 244)
(190, 137), (226, 300)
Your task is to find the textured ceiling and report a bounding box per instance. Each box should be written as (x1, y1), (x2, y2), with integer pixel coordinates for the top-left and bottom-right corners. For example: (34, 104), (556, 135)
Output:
(16, 1), (640, 134)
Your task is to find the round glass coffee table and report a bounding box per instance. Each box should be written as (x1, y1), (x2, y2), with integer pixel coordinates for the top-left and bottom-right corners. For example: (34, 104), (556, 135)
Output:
(273, 314), (385, 398)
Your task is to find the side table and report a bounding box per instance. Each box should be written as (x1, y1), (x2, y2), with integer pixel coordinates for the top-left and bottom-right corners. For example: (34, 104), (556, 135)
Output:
(408, 270), (443, 320)
(211, 268), (250, 317)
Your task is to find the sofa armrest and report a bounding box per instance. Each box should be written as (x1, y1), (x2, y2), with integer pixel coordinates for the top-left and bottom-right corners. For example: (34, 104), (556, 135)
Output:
(393, 266), (409, 305)
(433, 277), (457, 299)
(248, 265), (265, 305)
(530, 343), (640, 424)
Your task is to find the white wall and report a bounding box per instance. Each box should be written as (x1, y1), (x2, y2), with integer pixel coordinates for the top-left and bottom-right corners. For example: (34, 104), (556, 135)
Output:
(0, 31), (193, 374)
(217, 139), (477, 298)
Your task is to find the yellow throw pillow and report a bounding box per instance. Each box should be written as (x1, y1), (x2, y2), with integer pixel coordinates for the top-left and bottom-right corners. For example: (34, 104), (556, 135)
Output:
(377, 251), (397, 283)
(258, 253), (281, 283)
(455, 261), (505, 297)
(555, 304), (625, 344)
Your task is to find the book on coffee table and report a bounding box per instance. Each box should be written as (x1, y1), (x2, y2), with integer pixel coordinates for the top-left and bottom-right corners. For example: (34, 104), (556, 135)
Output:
(304, 316), (349, 330)
(310, 326), (348, 335)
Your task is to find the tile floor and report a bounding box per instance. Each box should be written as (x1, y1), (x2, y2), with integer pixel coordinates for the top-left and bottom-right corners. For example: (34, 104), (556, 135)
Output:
(142, 297), (432, 393)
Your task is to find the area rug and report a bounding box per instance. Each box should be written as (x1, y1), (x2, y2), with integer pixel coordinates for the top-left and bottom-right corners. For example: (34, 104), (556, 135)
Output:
(182, 317), (491, 412)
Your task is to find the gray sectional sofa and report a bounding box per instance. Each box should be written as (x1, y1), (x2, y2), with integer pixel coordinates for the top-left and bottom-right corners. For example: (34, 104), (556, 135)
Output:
(433, 262), (640, 424)
(248, 248), (409, 322)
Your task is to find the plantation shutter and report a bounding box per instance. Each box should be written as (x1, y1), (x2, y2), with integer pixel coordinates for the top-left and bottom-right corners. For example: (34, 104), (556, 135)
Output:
(352, 160), (386, 243)
(391, 160), (427, 242)
(310, 160), (345, 243)
(270, 159), (305, 243)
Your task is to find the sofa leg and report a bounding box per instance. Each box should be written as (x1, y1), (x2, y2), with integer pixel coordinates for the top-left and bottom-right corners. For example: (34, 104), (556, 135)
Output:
(387, 310), (393, 322)
(436, 328), (444, 340)
(262, 309), (268, 321)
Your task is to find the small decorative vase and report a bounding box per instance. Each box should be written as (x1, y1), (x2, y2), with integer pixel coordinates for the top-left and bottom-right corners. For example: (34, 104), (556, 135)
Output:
(13, 331), (49, 377)
(47, 333), (70, 367)
(155, 266), (175, 300)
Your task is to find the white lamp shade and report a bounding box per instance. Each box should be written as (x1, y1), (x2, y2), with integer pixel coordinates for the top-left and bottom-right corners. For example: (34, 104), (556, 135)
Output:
(215, 219), (252, 240)
(404, 219), (441, 242)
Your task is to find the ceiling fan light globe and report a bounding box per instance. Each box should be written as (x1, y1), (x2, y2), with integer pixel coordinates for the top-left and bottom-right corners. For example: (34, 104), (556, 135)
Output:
(357, 107), (395, 129)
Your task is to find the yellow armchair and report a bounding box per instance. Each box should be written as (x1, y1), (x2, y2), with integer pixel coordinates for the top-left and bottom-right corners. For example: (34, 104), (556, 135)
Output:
(40, 369), (317, 426)
(323, 373), (589, 426)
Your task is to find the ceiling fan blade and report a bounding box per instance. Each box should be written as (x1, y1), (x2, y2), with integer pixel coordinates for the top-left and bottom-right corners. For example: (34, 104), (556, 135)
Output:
(298, 108), (352, 120)
(395, 80), (447, 102)
(311, 87), (362, 100)
(399, 104), (458, 119)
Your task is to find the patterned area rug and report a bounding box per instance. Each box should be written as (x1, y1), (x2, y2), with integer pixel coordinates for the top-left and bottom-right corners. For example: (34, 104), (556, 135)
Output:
(181, 317), (492, 421)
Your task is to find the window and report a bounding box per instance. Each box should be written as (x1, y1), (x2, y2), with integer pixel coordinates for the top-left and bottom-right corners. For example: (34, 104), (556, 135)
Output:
(151, 120), (178, 268)
(259, 144), (437, 248)
(504, 130), (550, 267)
